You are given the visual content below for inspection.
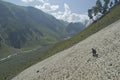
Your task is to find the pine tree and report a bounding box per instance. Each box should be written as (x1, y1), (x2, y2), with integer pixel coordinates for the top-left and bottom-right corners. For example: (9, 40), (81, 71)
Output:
(96, 0), (103, 13)
(110, 1), (113, 8)
(115, 0), (118, 4)
(103, 0), (110, 14)
(92, 6), (98, 16)
(88, 9), (93, 20)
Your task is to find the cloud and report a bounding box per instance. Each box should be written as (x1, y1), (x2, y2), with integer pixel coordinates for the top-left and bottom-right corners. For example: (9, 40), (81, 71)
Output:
(51, 3), (89, 23)
(35, 3), (59, 12)
(21, 0), (49, 3)
(21, 0), (89, 23)
(38, 0), (49, 3)
(21, 0), (34, 2)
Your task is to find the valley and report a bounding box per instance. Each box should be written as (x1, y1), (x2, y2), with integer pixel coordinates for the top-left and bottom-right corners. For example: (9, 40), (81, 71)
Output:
(0, 0), (120, 80)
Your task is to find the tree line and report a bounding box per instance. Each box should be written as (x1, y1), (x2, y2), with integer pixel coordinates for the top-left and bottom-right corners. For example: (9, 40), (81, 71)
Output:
(88, 0), (120, 21)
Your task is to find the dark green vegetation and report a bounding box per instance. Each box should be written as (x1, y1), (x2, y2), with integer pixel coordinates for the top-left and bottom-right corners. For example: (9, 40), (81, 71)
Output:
(0, 0), (85, 56)
(88, 0), (120, 20)
(0, 2), (120, 80)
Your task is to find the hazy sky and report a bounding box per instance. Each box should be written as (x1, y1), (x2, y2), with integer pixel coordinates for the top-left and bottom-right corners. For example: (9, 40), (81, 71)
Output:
(3, 0), (114, 23)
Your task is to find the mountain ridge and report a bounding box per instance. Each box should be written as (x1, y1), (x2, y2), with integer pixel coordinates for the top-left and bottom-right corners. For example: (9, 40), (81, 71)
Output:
(0, 0), (86, 49)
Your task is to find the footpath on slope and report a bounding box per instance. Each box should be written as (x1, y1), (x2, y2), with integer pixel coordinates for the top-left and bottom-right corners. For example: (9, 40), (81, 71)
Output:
(12, 20), (120, 80)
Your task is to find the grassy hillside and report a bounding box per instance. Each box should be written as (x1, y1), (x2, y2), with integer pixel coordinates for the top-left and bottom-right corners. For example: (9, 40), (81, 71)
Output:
(0, 43), (21, 58)
(0, 3), (120, 80)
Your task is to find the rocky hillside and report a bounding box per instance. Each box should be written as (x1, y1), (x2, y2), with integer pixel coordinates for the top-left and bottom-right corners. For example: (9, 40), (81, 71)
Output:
(12, 19), (120, 80)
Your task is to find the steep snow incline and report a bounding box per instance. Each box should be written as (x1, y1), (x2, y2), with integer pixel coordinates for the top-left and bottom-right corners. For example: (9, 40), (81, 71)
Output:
(12, 20), (120, 80)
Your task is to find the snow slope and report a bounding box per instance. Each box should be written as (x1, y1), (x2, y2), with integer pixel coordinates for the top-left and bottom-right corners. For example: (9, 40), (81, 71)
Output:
(12, 20), (120, 80)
